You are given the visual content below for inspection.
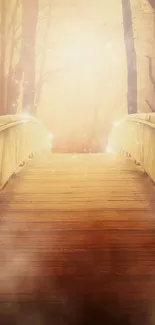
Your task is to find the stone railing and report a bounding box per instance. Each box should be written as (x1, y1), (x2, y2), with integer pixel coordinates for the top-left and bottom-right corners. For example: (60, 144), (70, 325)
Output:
(0, 114), (50, 190)
(108, 113), (155, 183)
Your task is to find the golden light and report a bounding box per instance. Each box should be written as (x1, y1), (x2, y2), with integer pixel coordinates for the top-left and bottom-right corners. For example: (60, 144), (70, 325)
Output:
(48, 133), (53, 140)
(106, 146), (114, 153)
(36, 1), (131, 148)
(64, 39), (98, 66)
(113, 121), (120, 127)
(45, 21), (102, 76)
(21, 112), (34, 120)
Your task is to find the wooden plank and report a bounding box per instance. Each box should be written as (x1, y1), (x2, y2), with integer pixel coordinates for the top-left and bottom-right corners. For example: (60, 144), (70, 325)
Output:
(0, 153), (155, 323)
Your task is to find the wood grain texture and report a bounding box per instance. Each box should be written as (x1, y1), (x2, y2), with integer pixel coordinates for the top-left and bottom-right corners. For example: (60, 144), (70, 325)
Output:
(0, 153), (155, 325)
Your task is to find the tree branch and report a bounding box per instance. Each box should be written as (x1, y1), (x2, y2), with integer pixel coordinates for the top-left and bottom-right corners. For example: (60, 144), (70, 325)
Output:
(146, 100), (155, 112)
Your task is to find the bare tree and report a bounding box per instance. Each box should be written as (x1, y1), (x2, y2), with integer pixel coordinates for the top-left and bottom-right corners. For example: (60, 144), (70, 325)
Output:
(0, 0), (23, 115)
(145, 56), (155, 112)
(121, 0), (137, 114)
(147, 0), (155, 8)
(21, 0), (39, 115)
(7, 0), (22, 114)
(35, 0), (52, 108)
(0, 0), (6, 115)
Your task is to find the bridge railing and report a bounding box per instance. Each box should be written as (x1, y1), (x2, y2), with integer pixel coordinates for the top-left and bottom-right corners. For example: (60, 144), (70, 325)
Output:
(0, 115), (50, 190)
(108, 113), (155, 183)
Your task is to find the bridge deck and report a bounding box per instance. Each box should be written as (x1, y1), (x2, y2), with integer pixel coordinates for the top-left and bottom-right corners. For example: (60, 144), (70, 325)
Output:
(1, 152), (155, 212)
(0, 153), (155, 320)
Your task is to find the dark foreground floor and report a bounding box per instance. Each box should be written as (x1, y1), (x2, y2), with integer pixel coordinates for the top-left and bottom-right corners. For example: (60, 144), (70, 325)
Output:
(0, 153), (155, 325)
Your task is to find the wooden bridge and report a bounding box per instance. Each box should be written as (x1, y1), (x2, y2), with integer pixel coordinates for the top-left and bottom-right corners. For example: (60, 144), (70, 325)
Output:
(0, 113), (155, 324)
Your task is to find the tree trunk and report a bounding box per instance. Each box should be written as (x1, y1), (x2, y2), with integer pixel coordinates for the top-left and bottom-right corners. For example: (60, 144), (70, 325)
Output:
(7, 0), (21, 115)
(147, 0), (155, 8)
(122, 0), (137, 114)
(21, 0), (39, 115)
(35, 0), (52, 108)
(0, 0), (6, 115)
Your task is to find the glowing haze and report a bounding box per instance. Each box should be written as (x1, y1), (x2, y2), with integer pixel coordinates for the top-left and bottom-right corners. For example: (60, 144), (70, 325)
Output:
(36, 0), (155, 144)
(37, 0), (127, 141)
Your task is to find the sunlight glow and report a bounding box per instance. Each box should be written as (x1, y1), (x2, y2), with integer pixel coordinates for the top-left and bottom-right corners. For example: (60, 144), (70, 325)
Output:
(21, 112), (33, 119)
(46, 23), (102, 76)
(48, 133), (53, 140)
(106, 146), (114, 153)
(113, 121), (120, 127)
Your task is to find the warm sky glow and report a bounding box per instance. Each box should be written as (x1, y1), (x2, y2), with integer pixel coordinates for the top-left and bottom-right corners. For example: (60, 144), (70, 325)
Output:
(37, 0), (130, 140)
(1, 0), (155, 149)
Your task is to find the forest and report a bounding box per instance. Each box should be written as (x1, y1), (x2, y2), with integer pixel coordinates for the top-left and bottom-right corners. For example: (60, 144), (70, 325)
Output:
(0, 0), (155, 151)
(0, 0), (52, 116)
